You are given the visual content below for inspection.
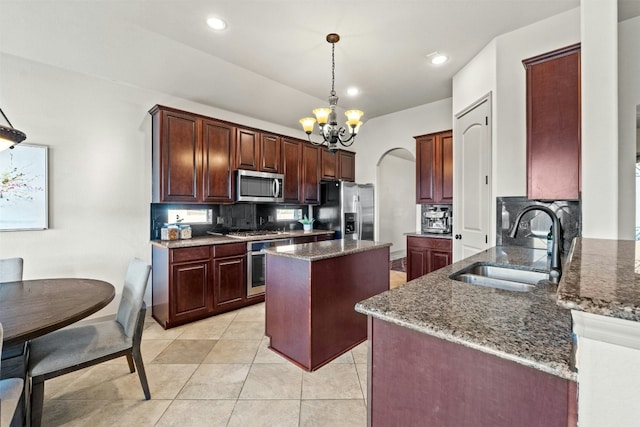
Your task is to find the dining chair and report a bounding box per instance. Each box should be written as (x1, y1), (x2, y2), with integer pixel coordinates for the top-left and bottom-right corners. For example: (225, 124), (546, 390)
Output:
(0, 258), (23, 283)
(0, 323), (25, 427)
(28, 258), (152, 427)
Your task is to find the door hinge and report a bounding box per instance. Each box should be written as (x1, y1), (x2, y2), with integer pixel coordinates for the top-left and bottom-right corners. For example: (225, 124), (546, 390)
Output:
(485, 235), (488, 244)
(485, 176), (488, 185)
(485, 116), (488, 125)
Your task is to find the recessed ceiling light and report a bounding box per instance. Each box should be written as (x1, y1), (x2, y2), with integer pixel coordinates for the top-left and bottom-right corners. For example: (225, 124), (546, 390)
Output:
(206, 17), (227, 31)
(346, 87), (360, 97)
(430, 53), (449, 65)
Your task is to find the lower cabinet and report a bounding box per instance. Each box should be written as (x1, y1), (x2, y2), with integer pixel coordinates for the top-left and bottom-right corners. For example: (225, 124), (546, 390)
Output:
(406, 236), (452, 281)
(152, 242), (256, 329)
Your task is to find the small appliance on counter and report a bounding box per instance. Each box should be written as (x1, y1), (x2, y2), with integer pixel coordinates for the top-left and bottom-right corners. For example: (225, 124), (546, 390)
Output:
(422, 205), (451, 234)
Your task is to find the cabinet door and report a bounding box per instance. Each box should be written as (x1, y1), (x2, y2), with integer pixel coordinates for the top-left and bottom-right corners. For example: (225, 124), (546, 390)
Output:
(407, 247), (429, 281)
(202, 119), (235, 203)
(524, 44), (581, 200)
(170, 260), (211, 322)
(430, 250), (452, 273)
(282, 138), (302, 203)
(261, 133), (281, 173)
(321, 149), (338, 180)
(159, 110), (200, 202)
(438, 132), (454, 203)
(213, 255), (245, 309)
(416, 135), (437, 204)
(338, 150), (356, 182)
(236, 128), (260, 170)
(301, 143), (321, 204)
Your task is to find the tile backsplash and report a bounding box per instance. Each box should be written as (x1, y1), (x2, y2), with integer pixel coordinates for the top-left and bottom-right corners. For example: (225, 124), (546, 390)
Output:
(496, 197), (581, 254)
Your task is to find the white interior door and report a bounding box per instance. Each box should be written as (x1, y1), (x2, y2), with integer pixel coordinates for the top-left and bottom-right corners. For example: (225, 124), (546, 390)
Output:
(453, 95), (492, 261)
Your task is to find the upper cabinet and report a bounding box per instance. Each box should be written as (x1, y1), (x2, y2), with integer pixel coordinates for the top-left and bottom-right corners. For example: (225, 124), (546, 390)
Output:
(301, 144), (321, 204)
(282, 138), (302, 203)
(321, 149), (356, 182)
(150, 105), (235, 204)
(523, 44), (581, 200)
(236, 129), (281, 173)
(415, 130), (453, 204)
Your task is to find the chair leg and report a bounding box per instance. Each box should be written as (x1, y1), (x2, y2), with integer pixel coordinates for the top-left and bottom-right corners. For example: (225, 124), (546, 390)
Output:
(126, 354), (135, 373)
(30, 378), (45, 427)
(131, 348), (150, 400)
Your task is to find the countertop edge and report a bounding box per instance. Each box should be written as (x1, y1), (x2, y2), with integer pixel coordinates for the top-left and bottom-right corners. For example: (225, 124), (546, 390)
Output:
(150, 230), (336, 249)
(264, 240), (392, 261)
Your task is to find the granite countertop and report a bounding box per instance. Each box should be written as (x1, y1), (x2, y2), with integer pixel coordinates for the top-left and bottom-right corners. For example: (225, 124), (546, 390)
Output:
(405, 232), (453, 239)
(356, 245), (576, 381)
(264, 239), (392, 261)
(557, 237), (640, 321)
(151, 229), (335, 249)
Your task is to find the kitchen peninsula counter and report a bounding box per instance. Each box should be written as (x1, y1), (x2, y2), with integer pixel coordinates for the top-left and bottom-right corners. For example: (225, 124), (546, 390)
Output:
(264, 239), (391, 371)
(356, 245), (574, 380)
(404, 231), (453, 239)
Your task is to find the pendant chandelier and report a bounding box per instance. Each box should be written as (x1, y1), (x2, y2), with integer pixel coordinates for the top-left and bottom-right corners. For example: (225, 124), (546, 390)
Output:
(299, 33), (363, 151)
(0, 107), (27, 152)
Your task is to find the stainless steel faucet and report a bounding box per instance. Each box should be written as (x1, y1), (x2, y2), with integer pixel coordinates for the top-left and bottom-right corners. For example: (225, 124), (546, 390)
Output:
(508, 205), (563, 283)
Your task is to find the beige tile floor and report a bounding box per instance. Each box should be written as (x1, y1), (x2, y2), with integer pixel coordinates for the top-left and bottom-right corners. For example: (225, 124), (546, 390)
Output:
(39, 269), (407, 426)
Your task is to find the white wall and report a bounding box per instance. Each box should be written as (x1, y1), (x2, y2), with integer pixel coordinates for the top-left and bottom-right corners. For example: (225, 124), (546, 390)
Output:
(377, 151), (415, 256)
(0, 53), (304, 314)
(618, 15), (640, 239)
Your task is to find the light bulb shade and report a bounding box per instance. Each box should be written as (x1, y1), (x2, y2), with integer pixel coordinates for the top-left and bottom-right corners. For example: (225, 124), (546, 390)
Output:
(0, 125), (26, 147)
(299, 117), (316, 134)
(0, 138), (14, 152)
(345, 110), (364, 126)
(347, 121), (363, 135)
(313, 108), (332, 126)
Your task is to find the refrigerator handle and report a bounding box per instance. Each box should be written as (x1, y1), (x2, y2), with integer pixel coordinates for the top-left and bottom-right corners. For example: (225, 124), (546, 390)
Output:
(356, 195), (361, 240)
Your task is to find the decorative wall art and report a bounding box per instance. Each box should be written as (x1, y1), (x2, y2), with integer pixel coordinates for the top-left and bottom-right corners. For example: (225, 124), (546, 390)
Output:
(0, 144), (48, 230)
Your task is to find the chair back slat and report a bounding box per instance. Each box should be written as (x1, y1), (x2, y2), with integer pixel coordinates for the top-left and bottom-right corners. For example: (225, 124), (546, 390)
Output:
(116, 258), (151, 337)
(0, 257), (23, 283)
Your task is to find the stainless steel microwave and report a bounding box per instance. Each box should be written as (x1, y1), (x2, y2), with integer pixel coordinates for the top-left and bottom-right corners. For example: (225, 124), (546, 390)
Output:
(236, 170), (284, 203)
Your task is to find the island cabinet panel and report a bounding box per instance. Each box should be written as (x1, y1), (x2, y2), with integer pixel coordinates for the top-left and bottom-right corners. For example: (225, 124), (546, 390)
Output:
(368, 318), (577, 427)
(406, 236), (452, 280)
(265, 246), (389, 371)
(282, 138), (302, 203)
(523, 44), (581, 200)
(415, 130), (453, 204)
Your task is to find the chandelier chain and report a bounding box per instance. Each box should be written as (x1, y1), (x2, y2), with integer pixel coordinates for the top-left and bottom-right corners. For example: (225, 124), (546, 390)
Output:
(331, 42), (336, 96)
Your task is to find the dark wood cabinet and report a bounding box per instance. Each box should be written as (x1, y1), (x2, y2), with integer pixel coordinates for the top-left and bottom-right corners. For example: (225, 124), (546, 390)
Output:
(236, 128), (260, 170)
(523, 44), (581, 200)
(321, 149), (338, 180)
(282, 138), (302, 203)
(301, 144), (321, 204)
(150, 105), (234, 204)
(415, 130), (453, 204)
(338, 150), (356, 182)
(212, 243), (246, 311)
(406, 236), (452, 281)
(152, 242), (258, 329)
(260, 133), (281, 173)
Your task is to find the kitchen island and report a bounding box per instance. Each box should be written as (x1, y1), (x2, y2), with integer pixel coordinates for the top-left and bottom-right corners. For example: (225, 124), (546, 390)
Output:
(356, 245), (576, 427)
(264, 239), (391, 371)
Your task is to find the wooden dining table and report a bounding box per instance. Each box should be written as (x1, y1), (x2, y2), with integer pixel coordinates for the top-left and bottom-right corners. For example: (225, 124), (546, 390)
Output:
(0, 278), (115, 427)
(0, 278), (115, 348)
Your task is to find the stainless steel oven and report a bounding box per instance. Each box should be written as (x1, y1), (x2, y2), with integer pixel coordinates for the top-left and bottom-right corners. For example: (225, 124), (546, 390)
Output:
(247, 237), (293, 296)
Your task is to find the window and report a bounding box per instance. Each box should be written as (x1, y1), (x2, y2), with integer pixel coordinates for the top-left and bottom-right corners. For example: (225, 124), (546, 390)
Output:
(276, 208), (303, 222)
(167, 209), (213, 224)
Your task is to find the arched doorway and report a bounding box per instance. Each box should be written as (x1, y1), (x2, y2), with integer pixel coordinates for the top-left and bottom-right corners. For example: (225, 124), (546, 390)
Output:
(376, 148), (416, 264)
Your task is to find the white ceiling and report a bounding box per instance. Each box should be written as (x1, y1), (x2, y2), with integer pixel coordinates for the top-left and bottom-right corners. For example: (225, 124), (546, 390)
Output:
(1, 0), (640, 132)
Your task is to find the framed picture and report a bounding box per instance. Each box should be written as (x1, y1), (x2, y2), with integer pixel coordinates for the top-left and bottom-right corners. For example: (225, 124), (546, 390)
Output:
(0, 144), (48, 231)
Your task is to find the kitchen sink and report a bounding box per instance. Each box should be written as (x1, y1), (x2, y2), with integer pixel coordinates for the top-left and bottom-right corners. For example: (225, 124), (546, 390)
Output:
(449, 263), (549, 292)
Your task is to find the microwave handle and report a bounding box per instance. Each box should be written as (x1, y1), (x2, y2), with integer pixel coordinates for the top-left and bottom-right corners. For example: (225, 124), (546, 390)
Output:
(273, 178), (280, 198)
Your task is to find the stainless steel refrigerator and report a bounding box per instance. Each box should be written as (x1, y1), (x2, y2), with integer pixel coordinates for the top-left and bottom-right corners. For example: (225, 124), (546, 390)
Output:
(313, 181), (374, 240)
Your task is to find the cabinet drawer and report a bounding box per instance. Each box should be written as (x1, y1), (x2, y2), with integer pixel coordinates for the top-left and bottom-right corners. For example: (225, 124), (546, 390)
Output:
(213, 242), (247, 258)
(407, 236), (452, 251)
(171, 246), (211, 263)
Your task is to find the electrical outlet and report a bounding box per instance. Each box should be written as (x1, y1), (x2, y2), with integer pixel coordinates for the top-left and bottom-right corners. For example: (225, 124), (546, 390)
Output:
(268, 215), (274, 222)
(217, 217), (224, 224)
